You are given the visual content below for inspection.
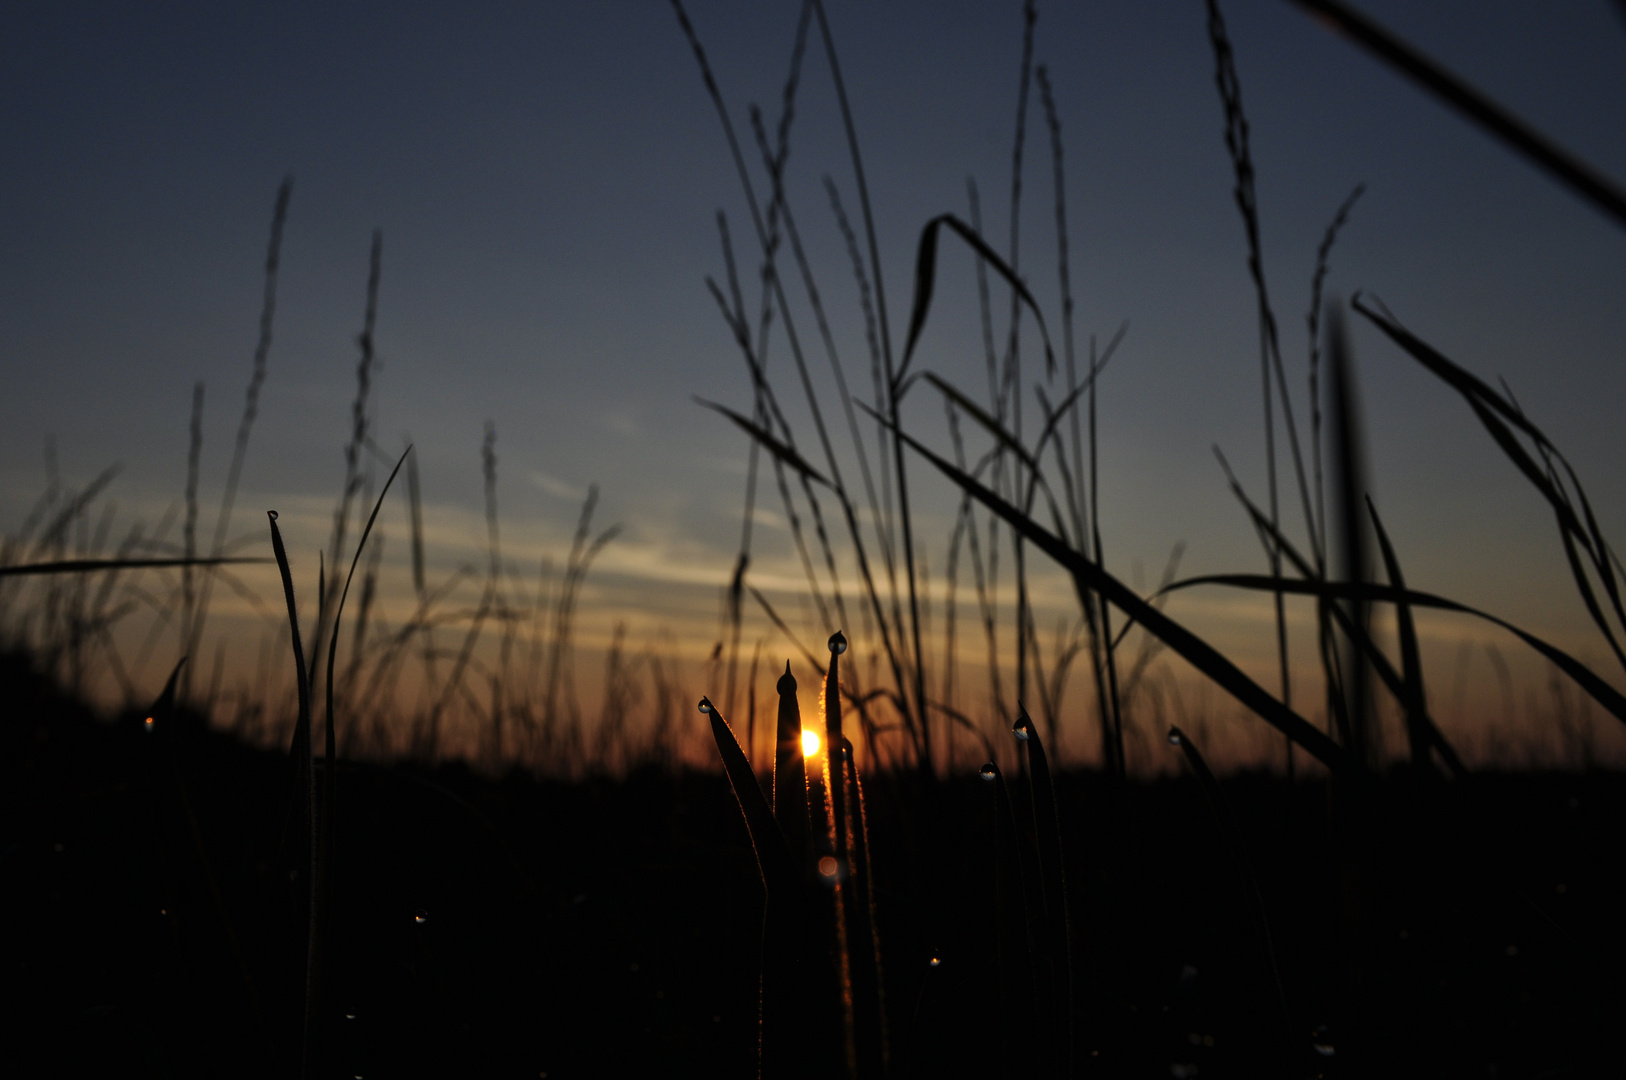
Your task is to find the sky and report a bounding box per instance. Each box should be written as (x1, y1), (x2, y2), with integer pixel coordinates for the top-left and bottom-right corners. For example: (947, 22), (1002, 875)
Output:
(3, 1), (1624, 769)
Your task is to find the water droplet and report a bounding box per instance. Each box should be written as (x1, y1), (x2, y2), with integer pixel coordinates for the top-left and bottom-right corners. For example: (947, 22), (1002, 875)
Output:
(268, 510), (279, 521)
(1167, 728), (1183, 746)
(828, 631), (848, 655)
(1312, 1025), (1335, 1057)
(928, 956), (941, 968)
(1012, 717), (1031, 742)
(818, 855), (839, 879)
(697, 697), (712, 714)
(413, 909), (428, 924)
(345, 1013), (356, 1020)
(979, 763), (997, 782)
(144, 716), (154, 732)
(159, 908), (167, 916)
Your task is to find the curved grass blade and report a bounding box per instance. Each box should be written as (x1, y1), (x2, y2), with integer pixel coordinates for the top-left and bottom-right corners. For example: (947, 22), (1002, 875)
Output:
(267, 509), (316, 1074)
(899, 213), (1055, 390)
(892, 423), (1352, 772)
(703, 697), (795, 896)
(1159, 573), (1626, 726)
(1353, 294), (1626, 671)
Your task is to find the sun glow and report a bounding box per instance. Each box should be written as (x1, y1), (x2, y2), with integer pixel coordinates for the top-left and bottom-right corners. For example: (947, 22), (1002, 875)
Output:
(801, 728), (821, 757)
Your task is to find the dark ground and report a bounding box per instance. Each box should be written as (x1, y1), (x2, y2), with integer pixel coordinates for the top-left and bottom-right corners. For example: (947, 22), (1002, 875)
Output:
(4, 651), (1624, 1079)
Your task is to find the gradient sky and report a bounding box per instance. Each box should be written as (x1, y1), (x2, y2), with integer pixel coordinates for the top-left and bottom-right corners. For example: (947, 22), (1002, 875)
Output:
(3, 1), (1624, 766)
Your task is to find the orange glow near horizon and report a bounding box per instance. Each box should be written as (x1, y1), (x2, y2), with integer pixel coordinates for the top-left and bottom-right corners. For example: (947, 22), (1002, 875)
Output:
(801, 729), (821, 757)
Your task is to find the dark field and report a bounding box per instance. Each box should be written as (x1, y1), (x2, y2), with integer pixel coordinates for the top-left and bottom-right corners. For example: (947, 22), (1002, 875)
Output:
(6, 652), (1624, 1079)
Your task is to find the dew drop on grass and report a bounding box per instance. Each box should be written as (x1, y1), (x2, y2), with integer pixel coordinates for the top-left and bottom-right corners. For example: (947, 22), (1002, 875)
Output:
(697, 698), (712, 715)
(1312, 1025), (1335, 1057)
(414, 909), (428, 925)
(979, 763), (997, 782)
(144, 716), (154, 732)
(928, 956), (941, 968)
(268, 510), (279, 521)
(828, 631), (848, 655)
(1167, 729), (1183, 746)
(1012, 717), (1031, 742)
(818, 856), (839, 879)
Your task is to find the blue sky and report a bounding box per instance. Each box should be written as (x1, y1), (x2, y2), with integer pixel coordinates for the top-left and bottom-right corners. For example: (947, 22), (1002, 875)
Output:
(3, 1), (1624, 766)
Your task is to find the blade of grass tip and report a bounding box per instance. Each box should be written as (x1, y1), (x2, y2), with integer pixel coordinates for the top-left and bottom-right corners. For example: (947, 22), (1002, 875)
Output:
(1003, 717), (1056, 1078)
(827, 632), (888, 1076)
(1166, 725), (1293, 1046)
(891, 421), (1353, 773)
(816, 637), (859, 1076)
(702, 695), (821, 1077)
(977, 759), (1039, 1077)
(304, 445), (410, 1064)
(1014, 706), (1072, 1075)
(698, 397), (833, 488)
(267, 509), (315, 1072)
(775, 662), (812, 867)
(702, 697), (795, 899)
(897, 213), (1054, 393)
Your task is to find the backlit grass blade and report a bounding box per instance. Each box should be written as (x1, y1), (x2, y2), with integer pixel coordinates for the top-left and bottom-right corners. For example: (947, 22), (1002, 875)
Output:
(893, 423), (1352, 772)
(702, 696), (795, 897)
(702, 694), (829, 1077)
(774, 663), (811, 867)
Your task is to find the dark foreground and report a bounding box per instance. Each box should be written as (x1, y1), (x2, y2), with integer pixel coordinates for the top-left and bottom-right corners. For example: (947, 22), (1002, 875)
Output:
(4, 655), (1624, 1079)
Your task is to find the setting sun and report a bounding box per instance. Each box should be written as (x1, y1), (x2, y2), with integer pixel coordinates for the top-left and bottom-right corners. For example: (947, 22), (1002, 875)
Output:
(801, 729), (821, 757)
